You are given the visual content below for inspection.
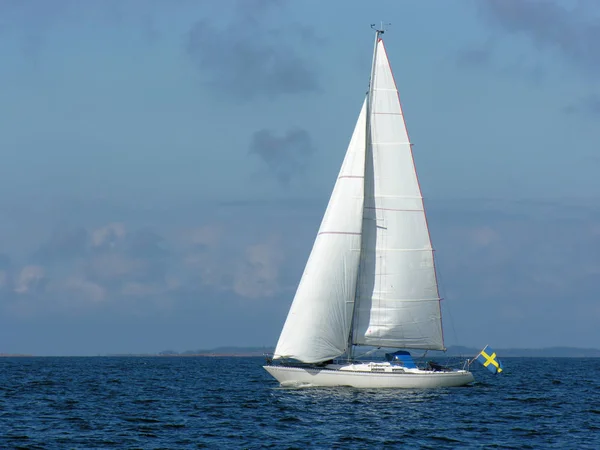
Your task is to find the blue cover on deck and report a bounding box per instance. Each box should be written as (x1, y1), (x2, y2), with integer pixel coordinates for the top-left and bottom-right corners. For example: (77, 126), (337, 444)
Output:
(385, 350), (417, 368)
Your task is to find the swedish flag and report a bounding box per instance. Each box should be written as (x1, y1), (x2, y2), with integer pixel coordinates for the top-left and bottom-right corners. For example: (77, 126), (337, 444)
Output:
(476, 345), (504, 374)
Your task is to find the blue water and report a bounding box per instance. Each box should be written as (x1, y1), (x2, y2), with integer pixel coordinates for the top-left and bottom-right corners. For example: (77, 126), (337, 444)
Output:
(1, 357), (599, 449)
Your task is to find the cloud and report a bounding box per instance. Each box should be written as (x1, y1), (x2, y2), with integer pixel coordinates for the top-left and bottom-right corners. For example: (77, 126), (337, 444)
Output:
(28, 222), (168, 281)
(2, 197), (600, 350)
(120, 281), (161, 298)
(233, 236), (284, 299)
(84, 252), (144, 283)
(0, 0), (181, 63)
(0, 0), (76, 61)
(91, 223), (126, 249)
(456, 39), (494, 68)
(3, 208), (300, 315)
(185, 0), (320, 100)
(85, 233), (168, 288)
(456, 37), (545, 83)
(431, 198), (600, 300)
(563, 94), (600, 116)
(14, 265), (46, 294)
(187, 225), (223, 250)
(465, 0), (600, 77)
(183, 232), (288, 300)
(32, 226), (88, 263)
(9, 222), (172, 308)
(126, 228), (168, 258)
(57, 277), (106, 303)
(249, 128), (316, 185)
(425, 199), (600, 346)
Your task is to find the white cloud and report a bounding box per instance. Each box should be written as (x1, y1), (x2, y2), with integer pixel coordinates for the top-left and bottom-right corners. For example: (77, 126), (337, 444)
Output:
(61, 277), (106, 303)
(121, 282), (161, 297)
(85, 252), (142, 282)
(91, 223), (126, 248)
(14, 265), (45, 294)
(188, 225), (223, 248)
(3, 198), (598, 352)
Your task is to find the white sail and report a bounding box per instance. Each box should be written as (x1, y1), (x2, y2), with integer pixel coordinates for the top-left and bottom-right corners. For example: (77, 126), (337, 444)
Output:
(351, 39), (444, 350)
(264, 31), (476, 390)
(273, 100), (367, 363)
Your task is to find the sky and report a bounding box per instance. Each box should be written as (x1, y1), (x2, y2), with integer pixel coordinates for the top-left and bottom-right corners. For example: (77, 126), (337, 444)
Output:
(0, 0), (599, 355)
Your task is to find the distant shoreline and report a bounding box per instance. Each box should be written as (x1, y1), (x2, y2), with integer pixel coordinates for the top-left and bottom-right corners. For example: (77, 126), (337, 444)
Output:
(2, 346), (600, 358)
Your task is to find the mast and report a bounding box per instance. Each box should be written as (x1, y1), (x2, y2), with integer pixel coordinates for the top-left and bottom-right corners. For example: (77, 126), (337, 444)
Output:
(365, 23), (389, 125)
(346, 24), (387, 361)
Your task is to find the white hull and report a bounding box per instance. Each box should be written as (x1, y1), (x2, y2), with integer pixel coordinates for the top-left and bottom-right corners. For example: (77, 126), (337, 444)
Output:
(264, 363), (474, 389)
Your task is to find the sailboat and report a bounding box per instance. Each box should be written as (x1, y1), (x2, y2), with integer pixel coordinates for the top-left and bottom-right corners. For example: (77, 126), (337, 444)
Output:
(263, 26), (475, 388)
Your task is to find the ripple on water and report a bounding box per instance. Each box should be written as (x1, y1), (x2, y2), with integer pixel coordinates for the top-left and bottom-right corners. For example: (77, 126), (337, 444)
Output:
(0, 357), (599, 448)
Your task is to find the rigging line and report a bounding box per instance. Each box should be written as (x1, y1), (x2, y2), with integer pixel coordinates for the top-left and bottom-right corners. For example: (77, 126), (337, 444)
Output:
(435, 257), (461, 355)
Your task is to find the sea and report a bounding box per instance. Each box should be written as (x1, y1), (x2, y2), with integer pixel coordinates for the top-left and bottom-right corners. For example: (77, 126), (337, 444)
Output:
(1, 356), (598, 449)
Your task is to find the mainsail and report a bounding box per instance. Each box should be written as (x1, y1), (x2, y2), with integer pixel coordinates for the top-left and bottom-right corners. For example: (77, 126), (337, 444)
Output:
(351, 39), (444, 351)
(274, 35), (444, 364)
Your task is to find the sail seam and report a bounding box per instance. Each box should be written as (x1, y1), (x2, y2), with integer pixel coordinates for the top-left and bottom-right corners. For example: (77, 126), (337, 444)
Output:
(364, 206), (423, 212)
(317, 231), (361, 236)
(367, 248), (432, 252)
(369, 298), (440, 302)
(369, 195), (423, 199)
(338, 175), (364, 179)
(372, 112), (402, 115)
